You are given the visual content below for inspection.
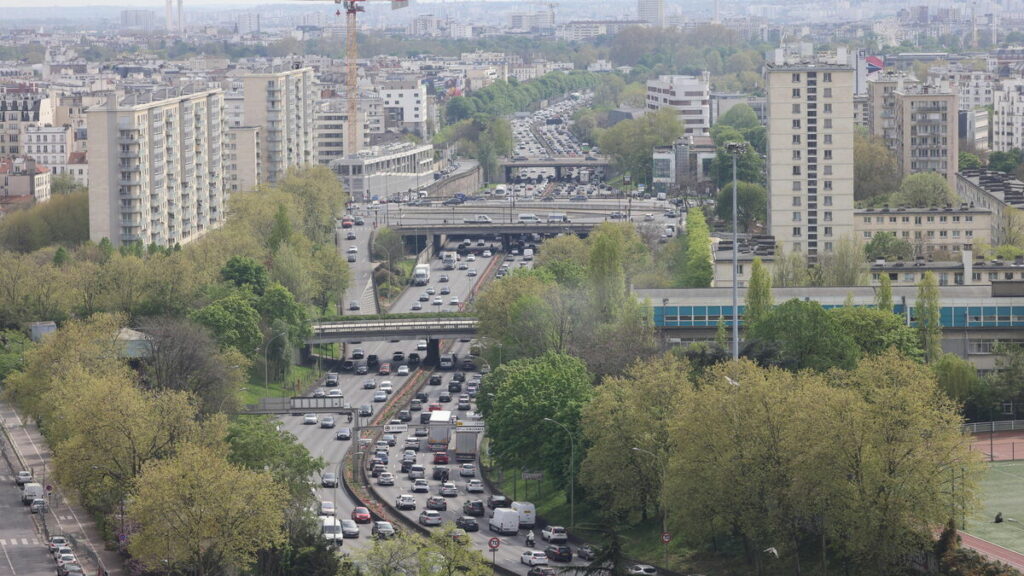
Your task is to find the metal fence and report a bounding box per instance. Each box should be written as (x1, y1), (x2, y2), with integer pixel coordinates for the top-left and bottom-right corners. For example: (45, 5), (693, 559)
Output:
(964, 420), (1024, 462)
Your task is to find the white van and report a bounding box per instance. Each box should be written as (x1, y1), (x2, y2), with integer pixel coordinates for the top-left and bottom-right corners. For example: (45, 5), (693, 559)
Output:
(511, 501), (536, 528)
(518, 213), (539, 224)
(546, 213), (570, 223)
(321, 516), (343, 544)
(489, 507), (520, 535)
(523, 248), (535, 261)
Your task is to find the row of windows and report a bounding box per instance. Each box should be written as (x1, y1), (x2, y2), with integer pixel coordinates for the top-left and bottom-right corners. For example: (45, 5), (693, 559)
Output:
(656, 305), (1024, 328)
(792, 72), (833, 82)
(863, 215), (975, 224)
(791, 135), (834, 144)
(792, 196), (833, 206)
(863, 229), (973, 238)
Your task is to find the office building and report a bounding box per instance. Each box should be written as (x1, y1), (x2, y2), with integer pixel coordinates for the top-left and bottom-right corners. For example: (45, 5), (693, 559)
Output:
(765, 45), (855, 260)
(891, 83), (959, 189)
(646, 73), (710, 136)
(855, 204), (989, 254)
(638, 0), (666, 27)
(87, 88), (226, 248)
(240, 68), (318, 183)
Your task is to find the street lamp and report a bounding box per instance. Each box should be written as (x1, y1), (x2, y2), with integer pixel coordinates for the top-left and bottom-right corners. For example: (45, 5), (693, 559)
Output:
(725, 141), (747, 361)
(543, 417), (575, 530)
(264, 332), (287, 393)
(632, 447), (668, 567)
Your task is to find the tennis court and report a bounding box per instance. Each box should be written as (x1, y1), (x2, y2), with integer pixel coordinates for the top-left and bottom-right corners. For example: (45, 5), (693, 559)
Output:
(967, 460), (1024, 554)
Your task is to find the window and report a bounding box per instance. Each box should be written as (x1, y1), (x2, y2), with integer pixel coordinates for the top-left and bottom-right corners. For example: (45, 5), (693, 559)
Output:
(793, 196), (802, 206)
(824, 134), (832, 144)
(824, 196), (832, 206)
(793, 227), (802, 237)
(792, 135), (802, 144)
(793, 166), (801, 175)
(824, 150), (832, 160)
(824, 166), (833, 175)
(940, 216), (948, 223)
(792, 103), (801, 113)
(824, 180), (833, 190)
(792, 181), (801, 191)
(824, 103), (832, 113)
(792, 119), (802, 128)
(824, 88), (832, 98)
(792, 88), (801, 97)
(793, 150), (802, 160)
(863, 216), (872, 223)
(953, 216), (961, 222)
(824, 119), (833, 128)
(825, 227), (833, 237)
(864, 231), (872, 238)
(793, 242), (802, 252)
(825, 241), (834, 251)
(792, 73), (801, 82)
(823, 72), (832, 82)
(902, 216), (910, 223)
(793, 211), (802, 222)
(927, 216), (935, 222)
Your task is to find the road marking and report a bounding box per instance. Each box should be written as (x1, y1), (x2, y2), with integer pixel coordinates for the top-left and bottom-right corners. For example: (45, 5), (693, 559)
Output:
(0, 540), (17, 575)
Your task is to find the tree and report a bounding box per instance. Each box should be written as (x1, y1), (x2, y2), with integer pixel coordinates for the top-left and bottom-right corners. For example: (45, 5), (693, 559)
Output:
(598, 108), (683, 186)
(999, 206), (1024, 249)
(747, 299), (859, 371)
(876, 274), (894, 312)
(268, 204), (294, 253)
(990, 343), (1024, 419)
(715, 181), (767, 232)
(771, 249), (809, 287)
(916, 271), (943, 363)
(139, 317), (250, 414)
(475, 272), (568, 363)
(588, 227), (626, 321)
(864, 231), (915, 261)
(710, 132), (765, 187)
(809, 236), (867, 287)
(933, 353), (988, 420)
(189, 291), (263, 355)
(127, 443), (288, 576)
(744, 257), (772, 326)
(0, 329), (30, 383)
(854, 128), (900, 203)
(221, 256), (268, 296)
(226, 416), (324, 503)
(373, 227), (405, 263)
(683, 209), (713, 287)
(581, 355), (691, 520)
(989, 149), (1024, 174)
(477, 351), (592, 485)
(896, 172), (958, 208)
(535, 234), (589, 288)
(959, 151), (982, 170)
(258, 282), (309, 343)
(828, 306), (922, 359)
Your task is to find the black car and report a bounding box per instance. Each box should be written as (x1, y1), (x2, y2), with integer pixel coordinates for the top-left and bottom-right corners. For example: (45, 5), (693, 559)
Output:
(487, 495), (509, 509)
(461, 359), (477, 371)
(438, 392), (452, 403)
(367, 355), (380, 369)
(456, 516), (479, 532)
(355, 363), (368, 375)
(528, 567), (557, 576)
(432, 466), (449, 481)
(429, 375), (443, 386)
(398, 410), (412, 422)
(463, 500), (485, 516)
(545, 545), (573, 562)
(448, 381), (463, 393)
(336, 428), (352, 440)
(408, 353), (421, 366)
(359, 405), (373, 417)
(415, 391), (429, 403)
(401, 460), (415, 473)
(452, 372), (466, 383)
(420, 412), (432, 424)
(341, 360), (355, 371)
(393, 351), (405, 362)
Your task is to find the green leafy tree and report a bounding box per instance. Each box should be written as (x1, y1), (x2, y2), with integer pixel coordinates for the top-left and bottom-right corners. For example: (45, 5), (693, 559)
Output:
(0, 330), (30, 383)
(715, 181), (767, 232)
(221, 256), (269, 295)
(989, 149), (1024, 173)
(683, 209), (713, 287)
(477, 351), (592, 485)
(475, 272), (569, 363)
(897, 172), (958, 208)
(535, 234), (589, 287)
(598, 108), (683, 186)
(715, 103), (766, 153)
(747, 298), (859, 371)
(268, 204), (294, 253)
(744, 257), (773, 326)
(828, 306), (922, 358)
(959, 151), (983, 170)
(373, 227), (405, 264)
(189, 291), (263, 355)
(226, 416), (325, 503)
(709, 128), (765, 187)
(916, 271), (943, 363)
(588, 227), (626, 321)
(933, 353), (988, 420)
(257, 282), (309, 343)
(772, 249), (810, 287)
(990, 343), (1024, 419)
(876, 274), (894, 312)
(864, 231), (915, 261)
(854, 128), (900, 203)
(127, 443), (289, 576)
(809, 236), (867, 287)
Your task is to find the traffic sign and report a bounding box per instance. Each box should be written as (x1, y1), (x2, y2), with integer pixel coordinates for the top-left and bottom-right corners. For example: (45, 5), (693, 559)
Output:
(661, 532), (671, 543)
(118, 533), (127, 543)
(488, 537), (501, 550)
(45, 485), (52, 493)
(384, 424), (408, 433)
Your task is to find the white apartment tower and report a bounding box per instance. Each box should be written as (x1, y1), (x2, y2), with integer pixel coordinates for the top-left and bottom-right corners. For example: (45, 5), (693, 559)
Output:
(993, 80), (1024, 153)
(766, 46), (855, 260)
(646, 73), (710, 136)
(638, 0), (665, 27)
(87, 89), (226, 248)
(241, 68), (318, 183)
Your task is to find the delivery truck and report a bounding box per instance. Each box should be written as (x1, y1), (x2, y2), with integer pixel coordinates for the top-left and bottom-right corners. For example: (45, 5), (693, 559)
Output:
(428, 410), (453, 452)
(455, 429), (479, 462)
(413, 264), (430, 286)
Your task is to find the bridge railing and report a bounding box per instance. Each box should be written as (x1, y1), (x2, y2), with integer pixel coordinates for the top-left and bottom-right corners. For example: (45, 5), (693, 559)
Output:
(312, 318), (479, 335)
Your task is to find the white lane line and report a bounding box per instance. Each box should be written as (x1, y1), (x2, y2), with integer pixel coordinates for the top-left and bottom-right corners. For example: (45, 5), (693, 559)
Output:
(0, 540), (16, 575)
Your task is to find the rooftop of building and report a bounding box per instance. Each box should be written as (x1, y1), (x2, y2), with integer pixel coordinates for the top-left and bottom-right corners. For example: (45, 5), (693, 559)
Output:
(855, 203), (989, 214)
(0, 157), (48, 175)
(958, 169), (1024, 205)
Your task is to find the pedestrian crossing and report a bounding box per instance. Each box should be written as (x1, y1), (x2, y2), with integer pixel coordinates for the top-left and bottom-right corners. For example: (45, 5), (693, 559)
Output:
(0, 537), (40, 546)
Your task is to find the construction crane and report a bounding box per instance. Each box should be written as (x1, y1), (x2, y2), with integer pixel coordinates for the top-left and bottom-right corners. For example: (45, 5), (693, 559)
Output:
(301, 0), (409, 156)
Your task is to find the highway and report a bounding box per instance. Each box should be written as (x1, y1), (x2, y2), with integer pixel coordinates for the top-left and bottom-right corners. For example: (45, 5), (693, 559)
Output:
(336, 219), (379, 315)
(0, 436), (57, 576)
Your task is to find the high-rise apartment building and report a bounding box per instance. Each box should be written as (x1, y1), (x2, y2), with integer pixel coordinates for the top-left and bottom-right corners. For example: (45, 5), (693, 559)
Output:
(87, 88), (226, 248)
(240, 68), (318, 183)
(892, 84), (959, 190)
(0, 86), (54, 157)
(867, 72), (916, 151)
(993, 80), (1024, 153)
(638, 0), (665, 27)
(645, 73), (710, 136)
(766, 46), (855, 260)
(120, 9), (156, 29)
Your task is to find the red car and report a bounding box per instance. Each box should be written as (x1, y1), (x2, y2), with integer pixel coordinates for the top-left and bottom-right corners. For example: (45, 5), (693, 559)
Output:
(433, 452), (449, 464)
(379, 363), (391, 376)
(351, 506), (372, 523)
(428, 402), (442, 412)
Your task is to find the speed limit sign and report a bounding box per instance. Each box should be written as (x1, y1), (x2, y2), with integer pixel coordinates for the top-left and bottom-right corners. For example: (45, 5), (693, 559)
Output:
(661, 532), (671, 543)
(488, 537), (501, 550)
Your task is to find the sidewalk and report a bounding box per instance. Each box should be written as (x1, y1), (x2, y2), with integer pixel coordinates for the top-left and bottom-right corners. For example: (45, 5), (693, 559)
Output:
(961, 531), (1024, 571)
(0, 401), (124, 576)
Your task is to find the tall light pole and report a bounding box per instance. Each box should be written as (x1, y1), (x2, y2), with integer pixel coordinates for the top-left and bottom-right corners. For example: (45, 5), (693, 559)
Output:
(543, 417), (575, 530)
(264, 332), (287, 394)
(632, 446), (668, 567)
(725, 142), (746, 361)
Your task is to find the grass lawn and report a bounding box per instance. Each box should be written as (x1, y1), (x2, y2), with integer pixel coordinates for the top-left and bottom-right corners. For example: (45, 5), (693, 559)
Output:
(240, 364), (319, 406)
(966, 461), (1024, 552)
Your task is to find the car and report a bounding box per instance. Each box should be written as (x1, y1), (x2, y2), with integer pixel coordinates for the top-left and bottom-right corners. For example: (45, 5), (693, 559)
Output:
(347, 246), (358, 254)
(327, 389), (343, 398)
(412, 302), (423, 311)
(528, 567), (558, 576)
(419, 293), (430, 302)
(47, 537), (70, 553)
(16, 471), (32, 485)
(359, 404), (374, 417)
(428, 402), (443, 412)
(545, 545), (573, 562)
(367, 354), (380, 368)
(438, 392), (452, 403)
(439, 481), (458, 496)
(521, 551), (549, 566)
(432, 297), (443, 306)
(467, 269), (478, 277)
(408, 464), (426, 479)
(426, 496), (448, 511)
(313, 388), (326, 398)
(483, 250), (492, 257)
(457, 399), (471, 411)
(628, 566), (658, 576)
(449, 297), (460, 306)
(354, 217), (365, 226)
(383, 434), (397, 446)
(346, 231), (357, 240)
(542, 525), (567, 543)
(393, 351), (406, 362)
(433, 452), (449, 464)
(448, 380), (463, 393)
(351, 348), (365, 359)
(379, 363), (391, 376)
(463, 499), (485, 516)
(51, 545), (74, 560)
(59, 563), (85, 576)
(363, 379), (377, 389)
(413, 479), (430, 492)
(356, 363), (369, 375)
(438, 274), (450, 283)
(466, 479), (484, 493)
(419, 510), (444, 526)
(439, 286), (451, 295)
(410, 399), (423, 411)
(432, 465), (450, 481)
(380, 381), (394, 394)
(373, 391), (388, 403)
(372, 521), (396, 539)
(303, 413), (318, 425)
(397, 365), (410, 376)
(320, 500), (336, 516)
(349, 300), (361, 311)
(488, 495), (509, 509)
(320, 416), (336, 429)
(458, 262), (469, 270)
(30, 498), (48, 513)
(576, 545), (598, 561)
(341, 518), (361, 538)
(405, 436), (421, 450)
(352, 506), (372, 523)
(336, 427), (352, 440)
(321, 472), (339, 488)
(414, 426), (429, 437)
(395, 494), (417, 510)
(467, 254), (476, 262)
(459, 463), (476, 477)
(378, 472), (395, 486)
(398, 409), (412, 422)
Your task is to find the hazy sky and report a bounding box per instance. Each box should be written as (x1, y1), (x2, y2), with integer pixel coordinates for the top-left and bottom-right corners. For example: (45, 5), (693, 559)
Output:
(0, 0), (306, 5)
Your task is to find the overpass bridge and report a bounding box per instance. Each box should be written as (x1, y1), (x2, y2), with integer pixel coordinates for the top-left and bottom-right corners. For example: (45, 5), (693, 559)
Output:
(498, 156), (611, 182)
(390, 221), (599, 237)
(311, 318), (479, 343)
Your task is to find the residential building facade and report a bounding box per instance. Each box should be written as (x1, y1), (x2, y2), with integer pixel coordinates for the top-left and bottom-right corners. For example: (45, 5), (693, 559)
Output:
(855, 205), (990, 254)
(240, 68), (318, 183)
(891, 83), (959, 189)
(645, 73), (711, 136)
(993, 80), (1024, 152)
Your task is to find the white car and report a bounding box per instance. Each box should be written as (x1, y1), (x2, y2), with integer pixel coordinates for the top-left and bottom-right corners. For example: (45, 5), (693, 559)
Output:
(380, 381), (394, 394)
(466, 479), (484, 493)
(413, 479), (430, 492)
(467, 254), (476, 262)
(521, 551), (548, 566)
(320, 501), (336, 516)
(397, 365), (410, 376)
(303, 413), (318, 425)
(347, 246), (358, 254)
(327, 389), (343, 398)
(378, 472), (395, 486)
(628, 566), (658, 576)
(419, 510), (444, 526)
(396, 494), (417, 510)
(449, 297), (460, 306)
(542, 525), (568, 543)
(467, 269), (478, 277)
(459, 463), (476, 477)
(417, 340), (428, 350)
(482, 250), (492, 257)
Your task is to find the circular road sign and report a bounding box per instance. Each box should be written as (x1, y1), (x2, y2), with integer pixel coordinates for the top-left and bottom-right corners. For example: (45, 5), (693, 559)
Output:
(661, 532), (671, 543)
(45, 485), (52, 493)
(488, 537), (501, 550)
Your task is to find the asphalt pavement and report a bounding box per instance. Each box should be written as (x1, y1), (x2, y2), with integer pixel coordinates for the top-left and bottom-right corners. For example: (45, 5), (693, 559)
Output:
(337, 221), (379, 315)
